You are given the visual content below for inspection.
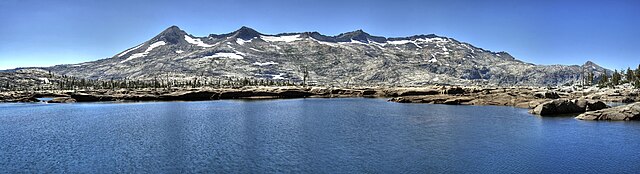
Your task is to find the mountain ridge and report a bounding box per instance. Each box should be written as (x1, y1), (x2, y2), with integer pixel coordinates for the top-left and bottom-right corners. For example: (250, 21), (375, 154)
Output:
(8, 25), (612, 86)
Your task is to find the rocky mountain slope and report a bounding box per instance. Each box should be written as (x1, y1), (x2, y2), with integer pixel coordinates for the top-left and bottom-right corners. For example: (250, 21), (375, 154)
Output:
(29, 26), (610, 86)
(0, 69), (58, 91)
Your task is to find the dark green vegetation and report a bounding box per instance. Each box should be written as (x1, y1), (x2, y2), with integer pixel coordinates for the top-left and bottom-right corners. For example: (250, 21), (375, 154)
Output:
(592, 64), (640, 88)
(0, 69), (305, 92)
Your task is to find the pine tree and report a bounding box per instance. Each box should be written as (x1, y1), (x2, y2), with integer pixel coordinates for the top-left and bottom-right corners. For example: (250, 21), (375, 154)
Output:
(586, 72), (594, 86)
(611, 70), (621, 86)
(636, 64), (640, 79)
(598, 71), (609, 88)
(626, 67), (635, 83)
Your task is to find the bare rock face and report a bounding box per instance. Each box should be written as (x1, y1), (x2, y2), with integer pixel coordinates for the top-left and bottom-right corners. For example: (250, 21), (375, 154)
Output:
(574, 99), (608, 111)
(442, 97), (474, 105)
(576, 102), (640, 121)
(396, 90), (440, 97)
(621, 97), (635, 103)
(161, 91), (219, 101)
(514, 99), (549, 109)
(47, 97), (76, 103)
(530, 99), (608, 116)
(388, 95), (456, 104)
(442, 87), (466, 95)
(388, 97), (412, 103)
(14, 96), (40, 102)
(534, 91), (560, 99)
(388, 87), (554, 108)
(70, 93), (115, 102)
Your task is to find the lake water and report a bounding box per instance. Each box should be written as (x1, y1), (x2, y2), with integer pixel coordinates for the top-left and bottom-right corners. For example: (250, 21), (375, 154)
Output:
(1, 98), (639, 173)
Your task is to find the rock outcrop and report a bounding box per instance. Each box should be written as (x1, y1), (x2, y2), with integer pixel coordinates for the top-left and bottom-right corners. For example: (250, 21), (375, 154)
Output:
(442, 87), (466, 95)
(47, 97), (76, 103)
(529, 99), (608, 116)
(13, 96), (40, 102)
(70, 93), (115, 102)
(56, 87), (335, 102)
(576, 102), (640, 121)
(534, 91), (560, 99)
(161, 91), (219, 101)
(387, 87), (552, 109)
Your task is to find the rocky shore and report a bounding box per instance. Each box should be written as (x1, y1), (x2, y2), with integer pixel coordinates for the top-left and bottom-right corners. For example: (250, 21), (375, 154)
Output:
(0, 86), (386, 103)
(387, 86), (639, 118)
(2, 86), (639, 120)
(576, 102), (640, 121)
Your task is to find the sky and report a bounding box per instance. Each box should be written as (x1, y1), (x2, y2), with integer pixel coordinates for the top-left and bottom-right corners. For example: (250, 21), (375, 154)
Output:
(1, 0), (639, 70)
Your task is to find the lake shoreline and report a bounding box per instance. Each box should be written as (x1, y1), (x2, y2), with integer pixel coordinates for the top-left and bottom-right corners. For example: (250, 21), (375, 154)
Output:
(2, 86), (639, 120)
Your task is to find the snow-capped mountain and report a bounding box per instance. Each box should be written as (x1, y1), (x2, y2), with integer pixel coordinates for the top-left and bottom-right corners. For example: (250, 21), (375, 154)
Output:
(42, 26), (609, 86)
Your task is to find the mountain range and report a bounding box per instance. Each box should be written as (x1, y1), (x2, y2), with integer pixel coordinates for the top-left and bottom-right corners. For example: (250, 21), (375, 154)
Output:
(12, 26), (610, 86)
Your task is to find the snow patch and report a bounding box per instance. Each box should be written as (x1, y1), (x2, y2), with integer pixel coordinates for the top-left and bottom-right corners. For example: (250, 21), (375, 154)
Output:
(416, 37), (447, 43)
(249, 47), (264, 52)
(387, 40), (422, 48)
(312, 38), (340, 47)
(235, 51), (246, 56)
(387, 40), (413, 45)
(38, 78), (50, 84)
(203, 52), (244, 59)
(121, 41), (166, 63)
(236, 38), (253, 45)
(175, 50), (184, 54)
(272, 73), (286, 80)
(349, 39), (367, 44)
(184, 35), (214, 47)
(261, 35), (302, 42)
(252, 61), (279, 66)
(117, 44), (143, 57)
(428, 58), (438, 63)
(70, 62), (90, 67)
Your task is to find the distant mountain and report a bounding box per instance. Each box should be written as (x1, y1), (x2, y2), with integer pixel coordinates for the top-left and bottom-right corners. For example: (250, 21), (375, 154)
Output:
(32, 26), (609, 86)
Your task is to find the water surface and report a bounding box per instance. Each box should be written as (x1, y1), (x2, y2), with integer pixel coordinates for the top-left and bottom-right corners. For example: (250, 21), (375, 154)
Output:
(1, 98), (639, 173)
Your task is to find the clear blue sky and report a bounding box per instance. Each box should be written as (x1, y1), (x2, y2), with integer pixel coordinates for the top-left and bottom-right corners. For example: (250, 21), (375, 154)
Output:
(1, 0), (639, 70)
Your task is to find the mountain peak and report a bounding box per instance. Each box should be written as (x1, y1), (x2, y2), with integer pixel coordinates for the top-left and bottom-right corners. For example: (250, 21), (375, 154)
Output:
(233, 26), (261, 40)
(339, 29), (370, 37)
(584, 61), (596, 66)
(159, 25), (185, 35)
(581, 61), (611, 73)
(152, 25), (188, 44)
(583, 61), (602, 69)
(165, 25), (181, 31)
(238, 26), (254, 30)
(336, 29), (387, 43)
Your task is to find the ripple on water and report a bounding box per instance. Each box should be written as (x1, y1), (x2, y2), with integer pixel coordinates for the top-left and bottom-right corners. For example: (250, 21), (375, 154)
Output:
(1, 98), (640, 173)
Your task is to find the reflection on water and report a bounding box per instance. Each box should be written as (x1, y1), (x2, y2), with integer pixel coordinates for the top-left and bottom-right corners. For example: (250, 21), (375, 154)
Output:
(1, 98), (640, 173)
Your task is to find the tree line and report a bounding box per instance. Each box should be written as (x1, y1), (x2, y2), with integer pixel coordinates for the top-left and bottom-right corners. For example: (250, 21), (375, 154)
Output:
(589, 64), (640, 88)
(1, 73), (302, 92)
